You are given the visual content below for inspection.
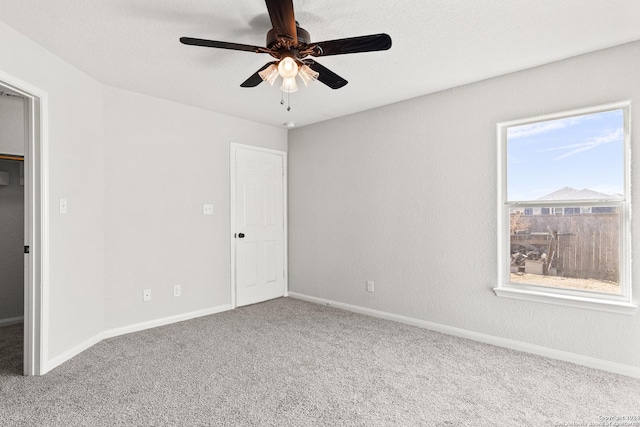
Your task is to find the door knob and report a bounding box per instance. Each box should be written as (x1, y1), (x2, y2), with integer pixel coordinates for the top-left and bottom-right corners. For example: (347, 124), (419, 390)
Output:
(238, 233), (245, 238)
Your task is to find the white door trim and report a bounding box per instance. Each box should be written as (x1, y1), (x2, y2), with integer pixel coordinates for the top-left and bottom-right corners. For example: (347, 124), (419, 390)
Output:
(229, 142), (287, 309)
(0, 70), (48, 376)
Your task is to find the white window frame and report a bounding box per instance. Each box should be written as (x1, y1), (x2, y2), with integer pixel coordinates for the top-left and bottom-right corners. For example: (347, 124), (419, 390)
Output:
(494, 102), (637, 315)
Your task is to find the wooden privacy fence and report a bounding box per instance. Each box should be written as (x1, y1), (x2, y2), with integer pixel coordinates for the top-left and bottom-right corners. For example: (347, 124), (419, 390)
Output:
(511, 213), (619, 282)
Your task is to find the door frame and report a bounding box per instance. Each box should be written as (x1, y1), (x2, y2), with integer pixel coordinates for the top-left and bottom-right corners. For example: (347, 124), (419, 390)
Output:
(0, 70), (48, 376)
(229, 142), (288, 309)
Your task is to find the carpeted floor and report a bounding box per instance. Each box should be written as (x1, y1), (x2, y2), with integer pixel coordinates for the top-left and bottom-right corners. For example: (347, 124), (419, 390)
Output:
(1, 297), (639, 426)
(0, 322), (22, 377)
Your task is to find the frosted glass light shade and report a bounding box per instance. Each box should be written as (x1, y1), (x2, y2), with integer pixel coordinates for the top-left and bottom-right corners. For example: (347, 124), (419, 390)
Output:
(298, 65), (319, 86)
(280, 77), (298, 93)
(277, 57), (299, 79)
(258, 64), (279, 86)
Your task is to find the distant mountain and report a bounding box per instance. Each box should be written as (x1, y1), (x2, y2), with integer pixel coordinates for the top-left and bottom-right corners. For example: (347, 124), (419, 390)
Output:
(537, 186), (613, 200)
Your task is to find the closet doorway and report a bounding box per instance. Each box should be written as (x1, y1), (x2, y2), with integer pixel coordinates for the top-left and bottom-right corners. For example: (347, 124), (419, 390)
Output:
(0, 74), (45, 376)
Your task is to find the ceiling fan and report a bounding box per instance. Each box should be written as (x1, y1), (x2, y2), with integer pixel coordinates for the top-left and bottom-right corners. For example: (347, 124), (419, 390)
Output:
(180, 0), (392, 93)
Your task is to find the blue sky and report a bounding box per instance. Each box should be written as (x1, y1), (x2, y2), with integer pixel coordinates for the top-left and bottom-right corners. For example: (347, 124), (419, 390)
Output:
(507, 109), (624, 201)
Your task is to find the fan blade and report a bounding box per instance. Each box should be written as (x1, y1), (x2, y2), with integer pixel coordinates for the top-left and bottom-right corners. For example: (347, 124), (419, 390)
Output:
(240, 62), (278, 87)
(265, 0), (297, 43)
(306, 60), (348, 89)
(180, 37), (265, 53)
(311, 33), (392, 57)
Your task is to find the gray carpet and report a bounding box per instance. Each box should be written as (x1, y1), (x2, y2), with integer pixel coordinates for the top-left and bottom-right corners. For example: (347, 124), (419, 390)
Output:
(0, 322), (22, 377)
(1, 298), (639, 426)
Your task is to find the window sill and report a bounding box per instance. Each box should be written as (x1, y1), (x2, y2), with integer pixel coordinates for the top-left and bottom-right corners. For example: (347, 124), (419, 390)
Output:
(493, 286), (638, 315)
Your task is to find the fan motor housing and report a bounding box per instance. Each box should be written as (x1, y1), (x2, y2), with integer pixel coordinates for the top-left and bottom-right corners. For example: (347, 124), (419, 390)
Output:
(266, 26), (310, 49)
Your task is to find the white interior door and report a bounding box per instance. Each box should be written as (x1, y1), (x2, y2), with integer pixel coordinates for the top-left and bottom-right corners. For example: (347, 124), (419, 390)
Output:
(233, 146), (285, 307)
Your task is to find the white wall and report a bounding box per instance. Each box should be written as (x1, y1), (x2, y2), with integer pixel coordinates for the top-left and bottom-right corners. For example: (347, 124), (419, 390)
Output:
(0, 160), (24, 321)
(0, 19), (288, 370)
(0, 20), (105, 361)
(288, 41), (640, 369)
(102, 87), (287, 330)
(0, 95), (24, 155)
(0, 20), (289, 369)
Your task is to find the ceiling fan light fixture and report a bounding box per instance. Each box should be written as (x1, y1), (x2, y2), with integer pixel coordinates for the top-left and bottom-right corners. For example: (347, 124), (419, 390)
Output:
(298, 65), (319, 87)
(182, 0), (392, 94)
(277, 56), (299, 79)
(258, 64), (279, 86)
(280, 76), (298, 93)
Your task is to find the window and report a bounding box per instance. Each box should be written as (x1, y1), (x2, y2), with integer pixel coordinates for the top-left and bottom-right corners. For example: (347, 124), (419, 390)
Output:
(495, 103), (636, 314)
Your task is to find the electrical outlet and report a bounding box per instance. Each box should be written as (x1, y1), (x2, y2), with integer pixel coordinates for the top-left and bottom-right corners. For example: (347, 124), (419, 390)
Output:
(366, 280), (375, 292)
(173, 285), (181, 297)
(203, 204), (214, 215)
(143, 289), (151, 302)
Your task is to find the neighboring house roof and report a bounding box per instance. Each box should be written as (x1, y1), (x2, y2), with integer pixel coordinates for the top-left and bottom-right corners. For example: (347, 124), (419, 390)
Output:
(537, 186), (612, 200)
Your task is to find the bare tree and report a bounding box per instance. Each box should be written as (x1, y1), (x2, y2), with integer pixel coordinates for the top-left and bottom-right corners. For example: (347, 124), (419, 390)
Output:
(510, 211), (530, 235)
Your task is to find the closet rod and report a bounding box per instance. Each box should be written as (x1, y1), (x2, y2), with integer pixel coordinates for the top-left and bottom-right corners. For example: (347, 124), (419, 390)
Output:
(0, 154), (24, 162)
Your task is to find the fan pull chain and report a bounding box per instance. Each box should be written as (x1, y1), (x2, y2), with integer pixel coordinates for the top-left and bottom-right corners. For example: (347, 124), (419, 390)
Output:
(277, 91), (291, 111)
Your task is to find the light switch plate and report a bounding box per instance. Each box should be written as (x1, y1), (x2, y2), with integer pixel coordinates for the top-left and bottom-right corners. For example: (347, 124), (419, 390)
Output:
(59, 198), (68, 214)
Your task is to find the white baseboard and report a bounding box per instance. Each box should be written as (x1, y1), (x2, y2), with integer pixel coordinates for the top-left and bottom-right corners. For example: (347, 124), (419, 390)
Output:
(102, 304), (232, 340)
(45, 333), (104, 374)
(0, 316), (24, 327)
(288, 292), (640, 379)
(44, 304), (232, 374)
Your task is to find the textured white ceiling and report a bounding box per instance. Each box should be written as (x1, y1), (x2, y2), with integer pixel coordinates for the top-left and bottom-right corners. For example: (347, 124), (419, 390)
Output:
(1, 0), (639, 128)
